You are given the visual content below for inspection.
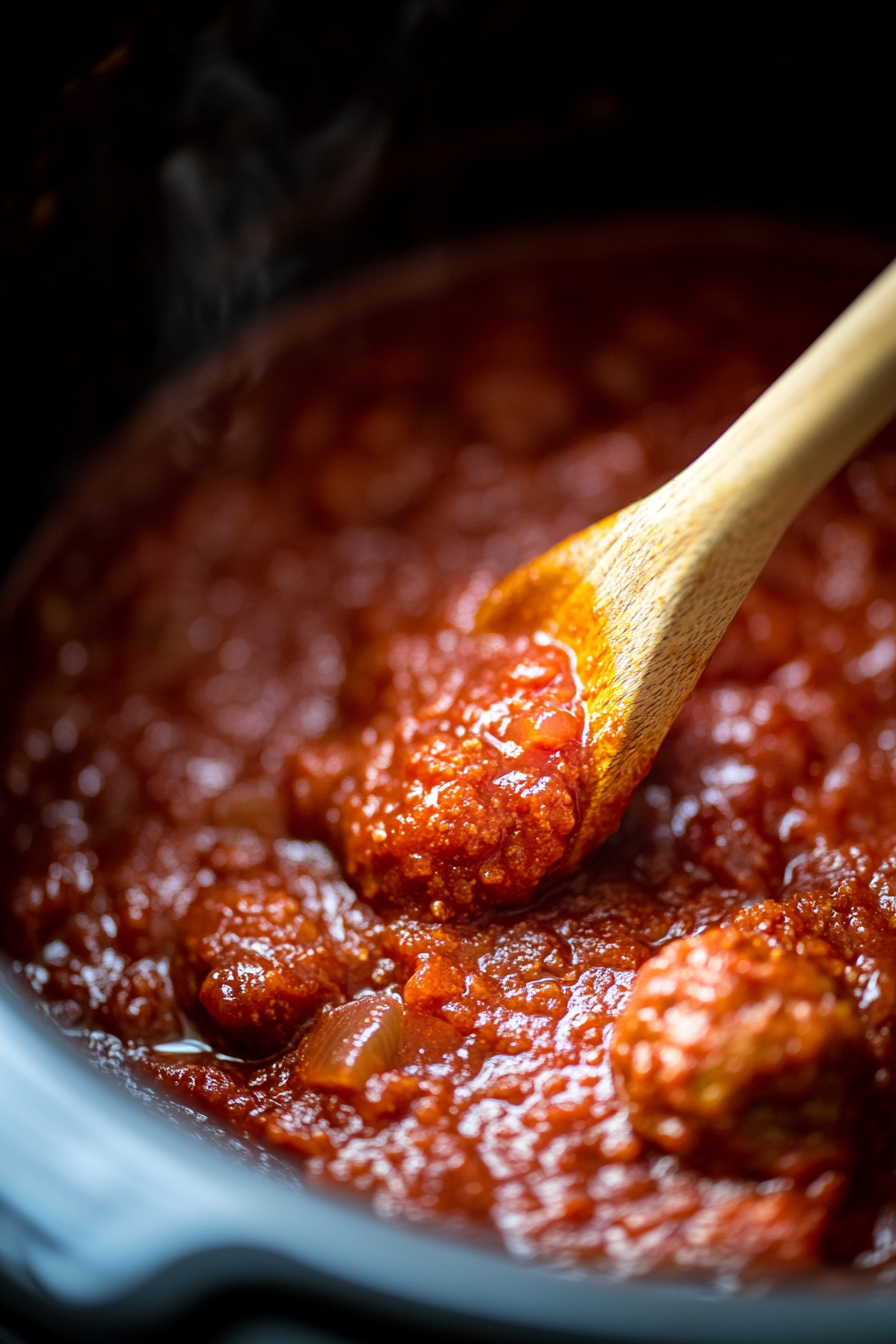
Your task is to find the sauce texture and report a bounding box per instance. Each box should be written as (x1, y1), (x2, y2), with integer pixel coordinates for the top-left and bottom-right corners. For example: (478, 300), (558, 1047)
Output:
(4, 234), (896, 1278)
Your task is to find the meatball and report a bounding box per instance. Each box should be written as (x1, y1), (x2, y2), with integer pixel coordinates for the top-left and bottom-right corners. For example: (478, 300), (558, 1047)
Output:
(611, 926), (865, 1178)
(173, 880), (345, 1060)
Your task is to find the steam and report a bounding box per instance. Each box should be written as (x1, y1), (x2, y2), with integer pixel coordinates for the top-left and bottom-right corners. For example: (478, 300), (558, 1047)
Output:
(158, 4), (442, 364)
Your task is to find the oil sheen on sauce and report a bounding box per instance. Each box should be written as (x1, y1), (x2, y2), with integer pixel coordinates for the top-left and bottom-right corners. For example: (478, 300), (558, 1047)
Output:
(3, 237), (896, 1277)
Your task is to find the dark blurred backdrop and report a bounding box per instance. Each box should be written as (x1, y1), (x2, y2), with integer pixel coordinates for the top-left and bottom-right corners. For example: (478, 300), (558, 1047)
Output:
(1, 1), (894, 574)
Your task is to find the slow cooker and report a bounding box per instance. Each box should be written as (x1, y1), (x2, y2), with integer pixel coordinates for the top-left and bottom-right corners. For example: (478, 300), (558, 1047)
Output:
(2, 6), (896, 1341)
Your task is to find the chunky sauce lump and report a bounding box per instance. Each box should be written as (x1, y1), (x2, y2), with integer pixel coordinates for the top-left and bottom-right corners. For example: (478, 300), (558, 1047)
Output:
(4, 240), (896, 1276)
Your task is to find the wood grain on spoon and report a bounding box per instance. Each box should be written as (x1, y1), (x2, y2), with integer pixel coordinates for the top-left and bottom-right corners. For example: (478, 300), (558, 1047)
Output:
(479, 254), (896, 869)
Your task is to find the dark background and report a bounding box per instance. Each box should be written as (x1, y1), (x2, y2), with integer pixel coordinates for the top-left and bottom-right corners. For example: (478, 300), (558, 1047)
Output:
(1, 4), (896, 1340)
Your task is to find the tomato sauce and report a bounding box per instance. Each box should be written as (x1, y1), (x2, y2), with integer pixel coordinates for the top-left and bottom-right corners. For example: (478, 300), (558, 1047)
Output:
(4, 232), (896, 1278)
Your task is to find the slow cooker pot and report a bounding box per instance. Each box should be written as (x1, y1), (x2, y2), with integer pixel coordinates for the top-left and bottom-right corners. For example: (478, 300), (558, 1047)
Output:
(3, 7), (896, 1342)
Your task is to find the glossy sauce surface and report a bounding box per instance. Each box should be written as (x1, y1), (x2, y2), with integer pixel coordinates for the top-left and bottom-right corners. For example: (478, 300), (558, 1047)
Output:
(4, 234), (896, 1277)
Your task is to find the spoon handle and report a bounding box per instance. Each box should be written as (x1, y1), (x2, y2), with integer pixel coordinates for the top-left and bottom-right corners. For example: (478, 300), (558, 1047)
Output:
(483, 256), (896, 647)
(580, 253), (896, 656)
(639, 253), (896, 582)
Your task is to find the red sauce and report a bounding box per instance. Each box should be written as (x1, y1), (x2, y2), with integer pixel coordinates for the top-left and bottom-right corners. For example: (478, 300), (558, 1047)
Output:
(4, 231), (896, 1277)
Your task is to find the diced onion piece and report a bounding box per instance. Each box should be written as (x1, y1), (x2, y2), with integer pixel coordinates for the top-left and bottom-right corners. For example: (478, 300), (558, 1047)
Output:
(301, 993), (403, 1093)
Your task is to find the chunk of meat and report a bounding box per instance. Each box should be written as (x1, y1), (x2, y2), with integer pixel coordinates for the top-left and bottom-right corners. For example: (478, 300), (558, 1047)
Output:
(173, 881), (345, 1059)
(611, 926), (866, 1178)
(294, 632), (585, 915)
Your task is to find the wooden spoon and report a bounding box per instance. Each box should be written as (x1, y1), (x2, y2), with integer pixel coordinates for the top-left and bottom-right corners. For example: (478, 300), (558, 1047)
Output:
(478, 255), (896, 870)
